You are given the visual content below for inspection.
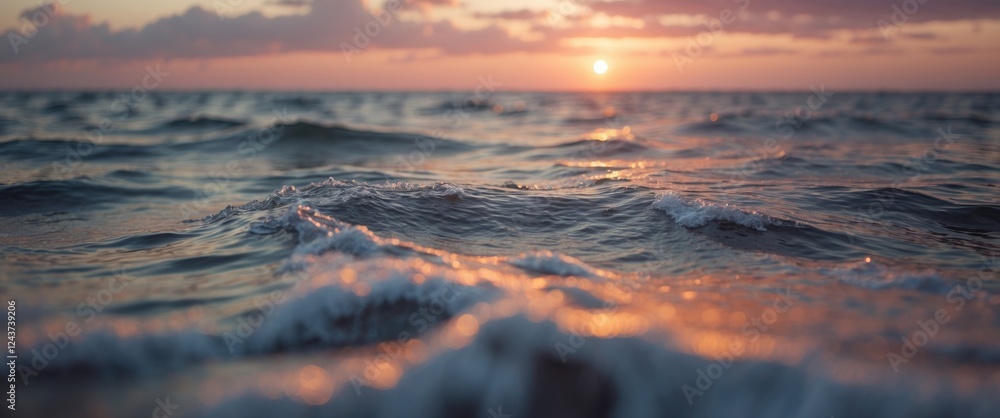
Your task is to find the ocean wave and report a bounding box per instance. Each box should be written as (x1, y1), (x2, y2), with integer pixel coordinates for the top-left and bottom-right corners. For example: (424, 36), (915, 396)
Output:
(829, 188), (1000, 233)
(241, 275), (492, 355)
(550, 139), (648, 157)
(651, 192), (776, 231)
(272, 96), (322, 108)
(160, 116), (247, 129)
(25, 272), (492, 376)
(436, 98), (497, 112)
(199, 180), (470, 224)
(0, 179), (190, 217)
(42, 100), (72, 113)
(197, 185), (298, 223)
(0, 138), (164, 162)
(252, 204), (387, 261)
(562, 116), (614, 125)
(205, 315), (999, 418)
(674, 118), (748, 135)
(509, 251), (599, 278)
(269, 121), (471, 153)
(920, 112), (994, 126)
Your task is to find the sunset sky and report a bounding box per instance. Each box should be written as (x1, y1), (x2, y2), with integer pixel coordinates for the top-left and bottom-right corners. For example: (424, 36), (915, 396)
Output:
(1, 0), (998, 90)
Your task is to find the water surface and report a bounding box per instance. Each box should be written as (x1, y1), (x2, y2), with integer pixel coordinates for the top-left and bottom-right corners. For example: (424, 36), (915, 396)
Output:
(2, 91), (998, 417)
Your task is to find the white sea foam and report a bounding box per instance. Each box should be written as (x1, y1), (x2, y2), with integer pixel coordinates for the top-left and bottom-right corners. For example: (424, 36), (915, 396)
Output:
(509, 251), (599, 277)
(242, 275), (491, 354)
(203, 179), (468, 224)
(252, 204), (386, 267)
(30, 272), (492, 375)
(205, 315), (999, 418)
(651, 192), (772, 231)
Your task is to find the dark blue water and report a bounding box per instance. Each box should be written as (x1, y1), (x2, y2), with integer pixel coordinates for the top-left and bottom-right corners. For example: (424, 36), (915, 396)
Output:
(1, 91), (998, 417)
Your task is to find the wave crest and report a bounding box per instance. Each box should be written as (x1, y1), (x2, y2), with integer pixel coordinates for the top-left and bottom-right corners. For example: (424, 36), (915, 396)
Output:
(652, 192), (775, 231)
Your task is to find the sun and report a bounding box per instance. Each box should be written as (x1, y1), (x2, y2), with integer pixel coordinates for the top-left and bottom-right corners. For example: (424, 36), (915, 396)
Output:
(593, 59), (608, 74)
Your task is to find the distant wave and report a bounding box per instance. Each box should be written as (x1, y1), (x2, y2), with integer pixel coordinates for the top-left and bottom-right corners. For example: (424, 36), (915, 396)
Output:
(434, 98), (497, 112)
(160, 116), (247, 129)
(0, 138), (163, 162)
(273, 121), (471, 152)
(833, 188), (1000, 233)
(199, 180), (470, 225)
(562, 116), (613, 125)
(272, 96), (322, 108)
(674, 119), (748, 135)
(0, 179), (190, 217)
(920, 112), (994, 126)
(550, 138), (649, 156)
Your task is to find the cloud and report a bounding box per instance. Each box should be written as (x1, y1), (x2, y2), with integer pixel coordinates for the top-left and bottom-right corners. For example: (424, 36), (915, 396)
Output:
(0, 0), (550, 63)
(737, 47), (795, 56)
(926, 46), (978, 54)
(0, 0), (992, 64)
(815, 46), (905, 57)
(902, 31), (942, 40)
(584, 0), (1000, 37)
(472, 9), (548, 21)
(267, 0), (311, 7)
(587, 0), (1000, 22)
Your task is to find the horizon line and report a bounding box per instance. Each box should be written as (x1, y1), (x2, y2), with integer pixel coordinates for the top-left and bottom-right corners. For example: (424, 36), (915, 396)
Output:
(2, 88), (998, 94)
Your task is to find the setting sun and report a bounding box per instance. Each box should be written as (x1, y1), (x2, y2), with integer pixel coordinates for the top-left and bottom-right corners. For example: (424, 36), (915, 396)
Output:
(593, 60), (608, 74)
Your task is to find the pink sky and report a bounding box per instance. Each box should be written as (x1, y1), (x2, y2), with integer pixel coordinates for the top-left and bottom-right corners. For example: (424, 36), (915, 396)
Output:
(1, 0), (998, 90)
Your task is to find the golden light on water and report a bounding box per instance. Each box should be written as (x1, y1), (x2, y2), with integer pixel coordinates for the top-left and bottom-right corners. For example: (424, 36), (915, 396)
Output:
(298, 365), (334, 405)
(456, 314), (480, 336)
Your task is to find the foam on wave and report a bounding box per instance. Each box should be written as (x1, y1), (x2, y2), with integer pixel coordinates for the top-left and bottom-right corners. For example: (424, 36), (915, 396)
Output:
(509, 251), (599, 278)
(26, 272), (492, 376)
(252, 204), (386, 263)
(204, 315), (998, 418)
(651, 192), (774, 231)
(198, 180), (469, 224)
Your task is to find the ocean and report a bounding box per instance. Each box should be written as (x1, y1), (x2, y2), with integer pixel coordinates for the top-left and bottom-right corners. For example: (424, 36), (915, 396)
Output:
(1, 90), (998, 417)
